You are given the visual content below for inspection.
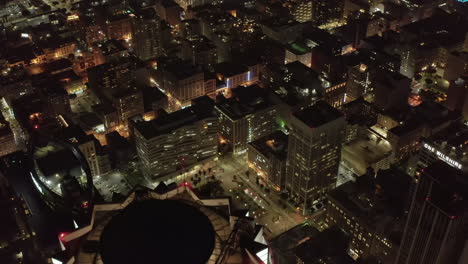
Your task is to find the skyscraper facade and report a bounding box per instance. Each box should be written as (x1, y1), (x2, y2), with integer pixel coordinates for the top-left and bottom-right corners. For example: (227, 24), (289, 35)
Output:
(285, 100), (346, 213)
(396, 161), (468, 264)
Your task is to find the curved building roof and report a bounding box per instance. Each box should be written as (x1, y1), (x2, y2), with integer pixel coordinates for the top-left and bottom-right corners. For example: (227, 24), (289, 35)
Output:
(100, 199), (216, 264)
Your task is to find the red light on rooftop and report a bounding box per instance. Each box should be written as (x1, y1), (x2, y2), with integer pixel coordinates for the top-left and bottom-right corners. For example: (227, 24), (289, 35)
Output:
(58, 232), (68, 241)
(451, 215), (457, 220)
(34, 125), (39, 129)
(425, 197), (430, 201)
(179, 181), (192, 189)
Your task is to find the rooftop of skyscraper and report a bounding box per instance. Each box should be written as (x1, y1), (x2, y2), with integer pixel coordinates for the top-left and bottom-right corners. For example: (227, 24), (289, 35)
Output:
(215, 85), (274, 120)
(134, 96), (215, 139)
(249, 131), (288, 160)
(293, 100), (343, 128)
(423, 161), (468, 217)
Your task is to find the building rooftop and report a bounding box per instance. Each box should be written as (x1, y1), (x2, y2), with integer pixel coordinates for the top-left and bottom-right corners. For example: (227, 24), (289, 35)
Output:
(99, 40), (127, 56)
(287, 41), (312, 55)
(401, 11), (467, 47)
(160, 0), (179, 8)
(61, 125), (94, 144)
(92, 103), (116, 115)
(260, 17), (302, 32)
(184, 35), (216, 52)
(424, 161), (468, 217)
(389, 102), (460, 136)
(36, 148), (81, 177)
(342, 97), (377, 126)
(213, 62), (248, 78)
(46, 59), (73, 74)
(294, 227), (352, 264)
(158, 58), (203, 80)
(249, 131), (288, 160)
(294, 101), (343, 128)
(423, 122), (468, 171)
(269, 223), (320, 264)
(134, 96), (214, 139)
(100, 199), (216, 264)
(215, 85), (274, 120)
(58, 184), (267, 264)
(328, 168), (410, 237)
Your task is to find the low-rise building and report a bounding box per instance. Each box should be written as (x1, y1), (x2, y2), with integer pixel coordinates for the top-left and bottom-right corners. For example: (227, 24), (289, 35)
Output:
(248, 131), (288, 191)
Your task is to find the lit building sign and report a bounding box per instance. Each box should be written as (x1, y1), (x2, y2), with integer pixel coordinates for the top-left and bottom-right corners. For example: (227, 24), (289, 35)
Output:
(423, 143), (462, 170)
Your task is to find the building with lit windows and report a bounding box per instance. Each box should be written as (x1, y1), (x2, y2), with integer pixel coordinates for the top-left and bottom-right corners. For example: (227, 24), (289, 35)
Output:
(87, 59), (145, 125)
(346, 63), (371, 102)
(215, 85), (278, 155)
(36, 36), (77, 62)
(132, 8), (163, 61)
(35, 77), (73, 119)
(325, 169), (410, 263)
(248, 131), (288, 191)
(181, 36), (218, 66)
(342, 97), (378, 144)
(134, 96), (218, 180)
(111, 88), (145, 125)
(311, 0), (345, 25)
(87, 60), (134, 93)
(287, 0), (344, 25)
(398, 10), (467, 78)
(395, 161), (468, 264)
(285, 41), (312, 67)
(173, 0), (215, 10)
(383, 102), (459, 162)
(105, 13), (134, 42)
(288, 0), (313, 23)
(213, 61), (260, 91)
(0, 113), (17, 157)
(154, 57), (205, 110)
(62, 126), (110, 177)
(285, 100), (345, 214)
(270, 223), (356, 264)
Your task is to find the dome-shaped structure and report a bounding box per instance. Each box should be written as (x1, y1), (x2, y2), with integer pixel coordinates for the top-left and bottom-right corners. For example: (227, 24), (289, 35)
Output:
(28, 133), (94, 221)
(100, 199), (216, 264)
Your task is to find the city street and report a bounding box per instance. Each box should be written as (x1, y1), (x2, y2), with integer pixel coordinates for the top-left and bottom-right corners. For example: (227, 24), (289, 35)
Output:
(215, 154), (306, 238)
(106, 152), (353, 237)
